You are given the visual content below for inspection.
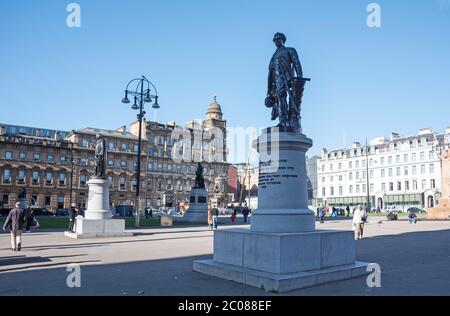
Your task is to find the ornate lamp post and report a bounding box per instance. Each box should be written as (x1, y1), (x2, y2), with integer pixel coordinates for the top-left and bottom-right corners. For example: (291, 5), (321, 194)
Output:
(121, 76), (160, 227)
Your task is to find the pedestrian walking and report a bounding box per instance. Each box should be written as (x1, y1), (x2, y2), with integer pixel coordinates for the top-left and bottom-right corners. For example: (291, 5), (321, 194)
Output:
(242, 207), (250, 223)
(212, 206), (219, 230)
(68, 203), (79, 233)
(207, 207), (213, 229)
(3, 202), (25, 251)
(353, 204), (368, 240)
(24, 207), (33, 232)
(346, 204), (351, 217)
(319, 207), (325, 223)
(231, 208), (237, 223)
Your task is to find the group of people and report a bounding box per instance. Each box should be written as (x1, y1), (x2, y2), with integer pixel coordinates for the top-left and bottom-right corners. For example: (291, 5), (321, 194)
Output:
(1, 202), (81, 251)
(316, 204), (352, 223)
(207, 206), (251, 230)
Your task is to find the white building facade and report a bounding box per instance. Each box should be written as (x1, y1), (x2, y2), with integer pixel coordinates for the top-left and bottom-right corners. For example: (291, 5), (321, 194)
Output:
(315, 128), (450, 210)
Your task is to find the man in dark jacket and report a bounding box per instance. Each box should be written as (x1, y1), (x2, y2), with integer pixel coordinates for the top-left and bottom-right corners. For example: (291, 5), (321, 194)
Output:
(68, 203), (79, 233)
(211, 206), (219, 230)
(242, 207), (250, 223)
(3, 202), (25, 251)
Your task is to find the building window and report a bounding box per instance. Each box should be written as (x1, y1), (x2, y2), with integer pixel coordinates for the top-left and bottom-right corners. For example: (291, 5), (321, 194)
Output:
(389, 182), (394, 192)
(362, 160), (366, 168)
(338, 186), (343, 196)
(80, 175), (87, 186)
(121, 144), (127, 152)
(45, 196), (51, 206)
(157, 148), (163, 157)
(108, 176), (113, 186)
(362, 171), (367, 180)
(47, 155), (54, 163)
(18, 170), (25, 183)
(382, 183), (386, 192)
(80, 158), (88, 166)
(60, 156), (67, 164)
(412, 165), (417, 175)
(412, 153), (417, 161)
(2, 194), (9, 206)
(338, 163), (342, 170)
(369, 159), (373, 167)
(356, 172), (360, 180)
(168, 164), (173, 172)
(120, 176), (126, 189)
(108, 160), (114, 167)
(19, 152), (27, 160)
(388, 156), (393, 164)
(120, 161), (127, 169)
(429, 163), (435, 174)
(177, 165), (182, 173)
(431, 179), (436, 189)
(148, 135), (154, 144)
(132, 179), (137, 190)
(330, 187), (334, 196)
(403, 154), (408, 163)
(81, 139), (89, 148)
(429, 151), (434, 160)
(349, 161), (352, 169)
(395, 155), (400, 164)
(330, 176), (334, 183)
(147, 148), (153, 156)
(422, 179), (427, 190)
(421, 164), (426, 174)
(397, 181), (402, 191)
(59, 173), (66, 185)
(380, 157), (385, 165)
(322, 187), (326, 196)
(349, 172), (353, 181)
(109, 142), (115, 151)
(356, 185), (360, 194)
(158, 163), (163, 172)
(34, 153), (41, 162)
(330, 164), (334, 172)
(158, 136), (164, 145)
(356, 161), (360, 168)
(405, 181), (410, 191)
(339, 175), (343, 182)
(404, 166), (408, 176)
(388, 168), (393, 177)
(362, 184), (366, 193)
(147, 162), (153, 171)
(134, 145), (139, 153)
(3, 169), (11, 183)
(349, 185), (353, 194)
(420, 152), (425, 160)
(57, 196), (65, 209)
(370, 170), (374, 179)
(5, 151), (13, 160)
(46, 172), (53, 185)
(381, 169), (385, 178)
(396, 167), (401, 177)
(413, 180), (418, 190)
(31, 171), (39, 184)
(370, 184), (374, 193)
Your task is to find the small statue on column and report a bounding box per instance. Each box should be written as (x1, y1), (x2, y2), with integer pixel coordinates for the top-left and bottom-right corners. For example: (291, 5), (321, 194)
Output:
(93, 134), (107, 178)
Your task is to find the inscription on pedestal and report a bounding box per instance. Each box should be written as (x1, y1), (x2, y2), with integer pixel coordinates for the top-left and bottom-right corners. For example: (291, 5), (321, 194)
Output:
(259, 160), (298, 189)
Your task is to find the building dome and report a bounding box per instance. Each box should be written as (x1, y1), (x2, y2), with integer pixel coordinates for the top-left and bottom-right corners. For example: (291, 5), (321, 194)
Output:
(206, 95), (223, 118)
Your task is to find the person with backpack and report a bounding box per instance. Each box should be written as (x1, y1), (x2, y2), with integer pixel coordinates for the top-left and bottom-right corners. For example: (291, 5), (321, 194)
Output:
(353, 204), (368, 240)
(3, 202), (25, 251)
(211, 206), (219, 230)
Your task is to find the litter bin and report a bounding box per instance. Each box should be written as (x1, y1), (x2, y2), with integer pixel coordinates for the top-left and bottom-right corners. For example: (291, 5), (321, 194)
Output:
(160, 215), (173, 227)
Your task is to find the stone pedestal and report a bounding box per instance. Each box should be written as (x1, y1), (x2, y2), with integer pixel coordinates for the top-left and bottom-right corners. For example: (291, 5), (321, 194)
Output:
(428, 198), (450, 220)
(176, 188), (209, 223)
(65, 178), (132, 239)
(194, 128), (373, 292)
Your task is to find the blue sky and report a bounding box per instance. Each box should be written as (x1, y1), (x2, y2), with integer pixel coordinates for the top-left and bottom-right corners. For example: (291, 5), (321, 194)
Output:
(0, 0), (449, 161)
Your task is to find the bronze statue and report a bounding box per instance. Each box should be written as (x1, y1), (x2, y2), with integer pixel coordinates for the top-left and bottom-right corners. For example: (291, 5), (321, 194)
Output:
(266, 32), (310, 131)
(194, 163), (205, 189)
(93, 134), (107, 178)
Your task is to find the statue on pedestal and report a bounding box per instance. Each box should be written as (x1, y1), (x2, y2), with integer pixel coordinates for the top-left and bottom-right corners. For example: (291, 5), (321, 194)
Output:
(194, 163), (205, 189)
(265, 32), (310, 132)
(93, 134), (107, 178)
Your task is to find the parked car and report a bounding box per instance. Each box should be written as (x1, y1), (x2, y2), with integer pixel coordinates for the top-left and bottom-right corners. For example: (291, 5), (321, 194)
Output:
(30, 207), (53, 216)
(55, 208), (69, 216)
(407, 207), (426, 213)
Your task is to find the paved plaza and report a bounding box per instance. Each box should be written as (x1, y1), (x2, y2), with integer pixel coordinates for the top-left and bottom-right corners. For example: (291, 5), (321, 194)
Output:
(1, 217), (450, 296)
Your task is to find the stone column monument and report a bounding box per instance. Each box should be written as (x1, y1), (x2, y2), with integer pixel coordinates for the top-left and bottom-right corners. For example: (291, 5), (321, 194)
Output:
(194, 33), (373, 292)
(65, 135), (132, 239)
(177, 163), (209, 223)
